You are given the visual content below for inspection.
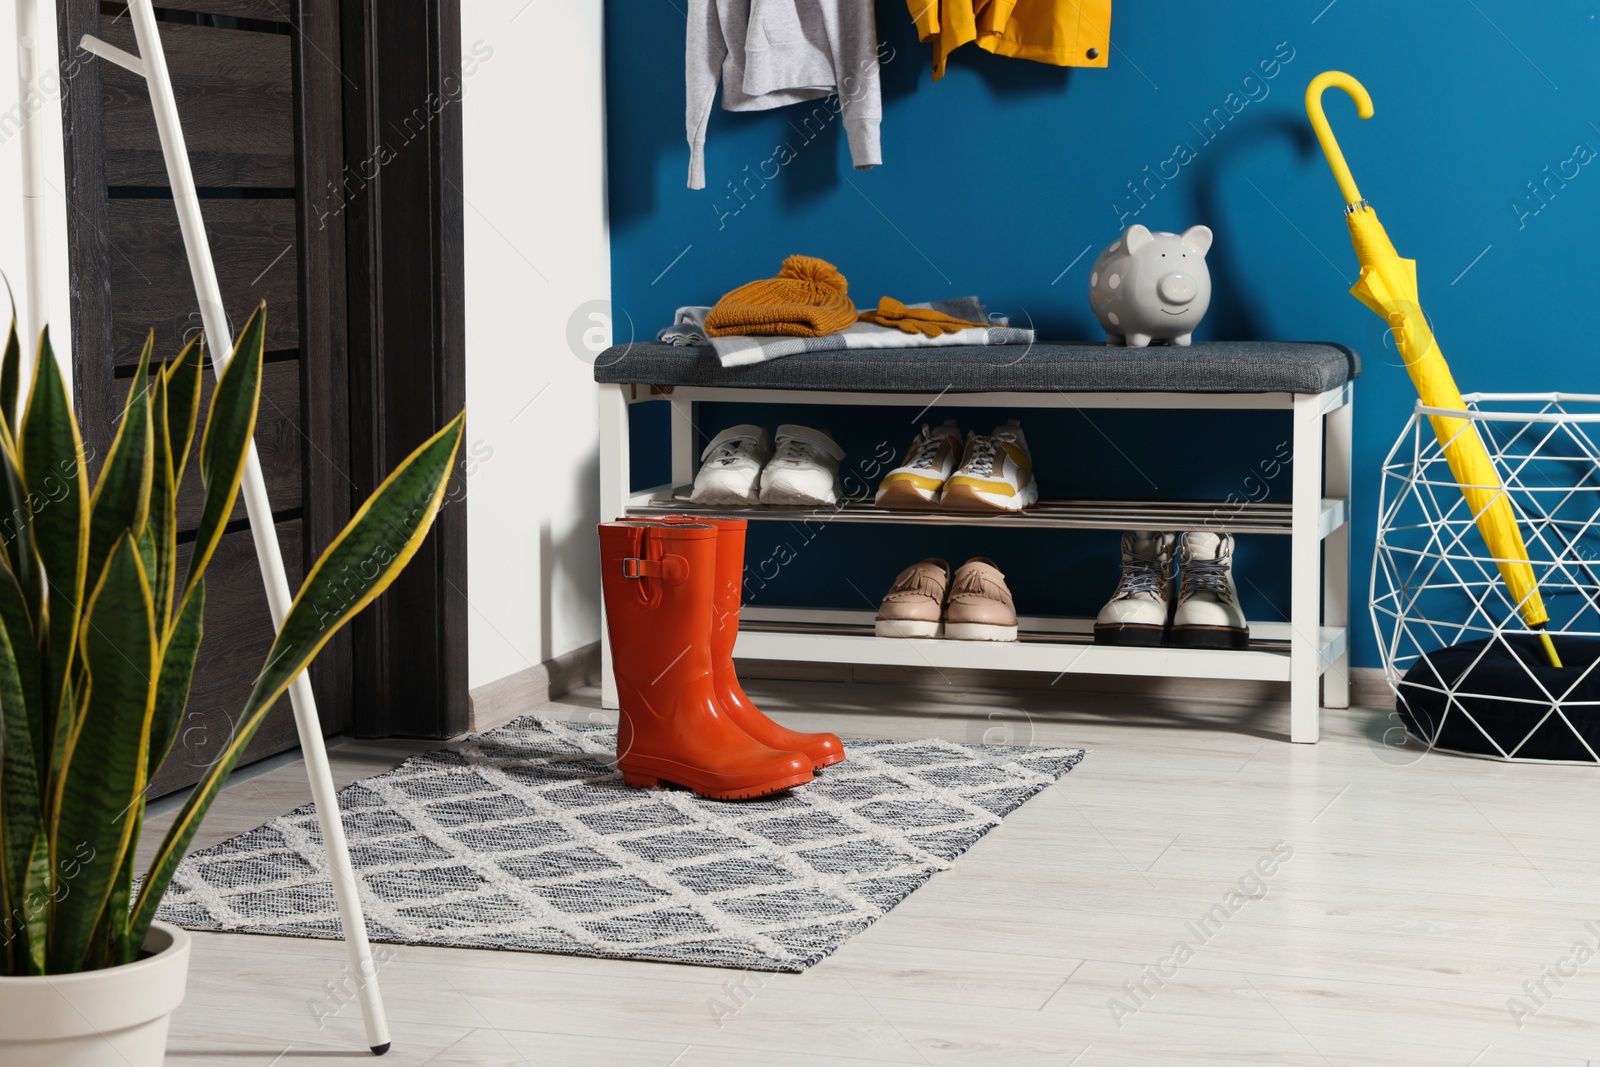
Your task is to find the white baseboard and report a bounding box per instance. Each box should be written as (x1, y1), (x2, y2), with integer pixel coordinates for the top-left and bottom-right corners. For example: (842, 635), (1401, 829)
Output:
(477, 647), (1394, 728)
(1350, 666), (1393, 708)
(468, 642), (602, 733)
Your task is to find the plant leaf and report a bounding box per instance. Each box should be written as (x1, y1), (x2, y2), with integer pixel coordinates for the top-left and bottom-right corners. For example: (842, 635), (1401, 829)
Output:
(163, 336), (203, 490)
(0, 433), (41, 630)
(148, 578), (202, 780)
(133, 410), (465, 944)
(0, 286), (20, 440)
(183, 307), (264, 598)
(18, 330), (89, 758)
(149, 371), (177, 628)
(136, 527), (158, 610)
(48, 536), (155, 973)
(0, 596), (40, 975)
(17, 832), (49, 974)
(0, 519), (42, 781)
(49, 673), (74, 782)
(86, 335), (154, 593)
(0, 829), (8, 974)
(92, 805), (141, 967)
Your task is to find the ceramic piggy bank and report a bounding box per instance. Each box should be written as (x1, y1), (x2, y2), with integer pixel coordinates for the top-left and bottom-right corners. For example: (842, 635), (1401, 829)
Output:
(1088, 224), (1213, 347)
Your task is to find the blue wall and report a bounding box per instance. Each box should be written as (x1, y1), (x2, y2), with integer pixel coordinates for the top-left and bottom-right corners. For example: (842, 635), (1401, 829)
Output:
(603, 1), (1600, 669)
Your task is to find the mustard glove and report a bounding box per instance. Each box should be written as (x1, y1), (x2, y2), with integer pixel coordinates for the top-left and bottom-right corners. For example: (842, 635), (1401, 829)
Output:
(859, 296), (988, 336)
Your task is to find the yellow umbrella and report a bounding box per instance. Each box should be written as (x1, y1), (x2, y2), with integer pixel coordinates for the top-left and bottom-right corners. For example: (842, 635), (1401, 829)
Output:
(1306, 70), (1561, 668)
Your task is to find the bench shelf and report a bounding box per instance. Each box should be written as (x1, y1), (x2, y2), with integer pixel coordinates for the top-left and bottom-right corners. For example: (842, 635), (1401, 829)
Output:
(596, 343), (1357, 743)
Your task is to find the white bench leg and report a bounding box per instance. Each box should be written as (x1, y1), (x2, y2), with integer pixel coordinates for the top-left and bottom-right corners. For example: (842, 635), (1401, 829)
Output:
(1322, 393), (1353, 710)
(669, 393), (696, 488)
(1290, 392), (1324, 742)
(599, 384), (630, 710)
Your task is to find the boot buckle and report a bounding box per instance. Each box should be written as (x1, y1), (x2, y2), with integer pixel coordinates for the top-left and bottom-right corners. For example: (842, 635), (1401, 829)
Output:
(621, 557), (659, 579)
(621, 555), (687, 582)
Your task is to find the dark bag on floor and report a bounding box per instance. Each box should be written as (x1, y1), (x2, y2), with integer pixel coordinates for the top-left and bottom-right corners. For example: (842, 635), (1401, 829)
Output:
(1397, 634), (1600, 761)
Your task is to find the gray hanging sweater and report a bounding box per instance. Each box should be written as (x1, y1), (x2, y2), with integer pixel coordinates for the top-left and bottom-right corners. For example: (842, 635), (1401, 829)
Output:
(686, 0), (883, 190)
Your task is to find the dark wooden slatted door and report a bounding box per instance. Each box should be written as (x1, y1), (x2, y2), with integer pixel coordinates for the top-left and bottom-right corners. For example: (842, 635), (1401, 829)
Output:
(57, 1), (352, 795)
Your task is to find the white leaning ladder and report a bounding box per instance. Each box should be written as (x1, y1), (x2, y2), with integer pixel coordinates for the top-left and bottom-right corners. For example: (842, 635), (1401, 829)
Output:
(80, 3), (392, 1055)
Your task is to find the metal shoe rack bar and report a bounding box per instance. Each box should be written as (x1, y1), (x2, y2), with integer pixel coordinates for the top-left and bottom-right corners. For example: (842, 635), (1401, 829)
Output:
(629, 492), (1349, 538)
(599, 382), (1353, 743)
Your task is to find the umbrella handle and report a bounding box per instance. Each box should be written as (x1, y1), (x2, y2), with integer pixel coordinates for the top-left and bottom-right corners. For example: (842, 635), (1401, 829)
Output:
(1306, 71), (1374, 208)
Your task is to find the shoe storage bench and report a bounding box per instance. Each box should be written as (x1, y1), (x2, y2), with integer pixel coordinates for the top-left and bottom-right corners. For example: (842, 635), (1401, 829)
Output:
(595, 342), (1359, 743)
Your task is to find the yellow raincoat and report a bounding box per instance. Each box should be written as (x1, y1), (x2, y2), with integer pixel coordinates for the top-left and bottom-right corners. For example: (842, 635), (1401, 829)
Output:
(908, 0), (1112, 81)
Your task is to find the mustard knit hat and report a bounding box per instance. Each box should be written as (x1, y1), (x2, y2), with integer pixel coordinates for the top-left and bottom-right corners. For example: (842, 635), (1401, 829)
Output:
(704, 255), (858, 338)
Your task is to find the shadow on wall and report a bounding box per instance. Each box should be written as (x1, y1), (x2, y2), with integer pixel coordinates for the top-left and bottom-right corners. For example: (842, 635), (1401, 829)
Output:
(760, 13), (929, 215)
(604, 2), (686, 227)
(966, 43), (1072, 98)
(1191, 112), (1320, 341)
(544, 447), (603, 663)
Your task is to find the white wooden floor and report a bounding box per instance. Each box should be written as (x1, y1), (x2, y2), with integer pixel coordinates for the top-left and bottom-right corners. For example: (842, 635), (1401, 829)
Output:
(144, 678), (1600, 1066)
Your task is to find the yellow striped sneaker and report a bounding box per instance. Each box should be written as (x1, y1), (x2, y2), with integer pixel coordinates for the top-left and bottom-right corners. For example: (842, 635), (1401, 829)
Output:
(940, 420), (1037, 512)
(875, 420), (962, 509)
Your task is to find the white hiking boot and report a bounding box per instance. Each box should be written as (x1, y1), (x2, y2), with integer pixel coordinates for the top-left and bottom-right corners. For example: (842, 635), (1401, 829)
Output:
(689, 424), (771, 505)
(875, 420), (962, 509)
(1093, 532), (1176, 646)
(1171, 531), (1249, 649)
(759, 424), (845, 506)
(939, 420), (1038, 512)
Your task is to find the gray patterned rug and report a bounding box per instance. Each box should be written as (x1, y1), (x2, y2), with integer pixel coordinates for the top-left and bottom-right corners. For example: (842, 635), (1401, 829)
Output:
(158, 716), (1084, 972)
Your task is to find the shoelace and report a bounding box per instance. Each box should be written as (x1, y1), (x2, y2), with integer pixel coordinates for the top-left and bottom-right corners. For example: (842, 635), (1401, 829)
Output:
(906, 427), (947, 470)
(773, 438), (817, 465)
(964, 435), (998, 477)
(707, 441), (751, 467)
(1115, 545), (1168, 599)
(1181, 553), (1234, 602)
(771, 438), (806, 463)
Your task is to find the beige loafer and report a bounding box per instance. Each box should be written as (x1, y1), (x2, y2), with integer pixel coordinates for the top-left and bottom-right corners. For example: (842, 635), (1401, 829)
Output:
(944, 558), (1019, 641)
(875, 558), (950, 638)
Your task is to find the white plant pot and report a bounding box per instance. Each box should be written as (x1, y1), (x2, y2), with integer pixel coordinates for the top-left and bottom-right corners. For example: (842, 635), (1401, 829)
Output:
(0, 920), (191, 1066)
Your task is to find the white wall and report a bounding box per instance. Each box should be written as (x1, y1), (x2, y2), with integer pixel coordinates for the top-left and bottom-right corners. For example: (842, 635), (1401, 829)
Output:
(0, 2), (74, 375)
(461, 3), (610, 687)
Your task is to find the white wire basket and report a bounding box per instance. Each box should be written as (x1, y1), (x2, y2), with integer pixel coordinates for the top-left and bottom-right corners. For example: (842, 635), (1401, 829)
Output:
(1373, 393), (1600, 763)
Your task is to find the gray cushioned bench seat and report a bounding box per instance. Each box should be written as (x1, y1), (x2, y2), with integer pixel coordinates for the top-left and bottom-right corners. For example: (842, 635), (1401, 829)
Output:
(592, 341), (1359, 395)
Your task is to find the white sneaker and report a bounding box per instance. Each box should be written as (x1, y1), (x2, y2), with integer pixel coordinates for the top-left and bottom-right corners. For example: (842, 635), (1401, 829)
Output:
(1171, 531), (1250, 649)
(875, 420), (962, 509)
(1093, 532), (1175, 646)
(759, 425), (844, 506)
(689, 424), (771, 505)
(939, 420), (1038, 512)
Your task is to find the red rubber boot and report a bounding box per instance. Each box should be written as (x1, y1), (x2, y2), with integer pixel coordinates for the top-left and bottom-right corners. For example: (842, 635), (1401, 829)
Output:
(599, 521), (813, 799)
(660, 516), (846, 770)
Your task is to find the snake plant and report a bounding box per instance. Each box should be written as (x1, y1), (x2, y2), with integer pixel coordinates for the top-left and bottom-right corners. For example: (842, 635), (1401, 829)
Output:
(0, 303), (463, 975)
